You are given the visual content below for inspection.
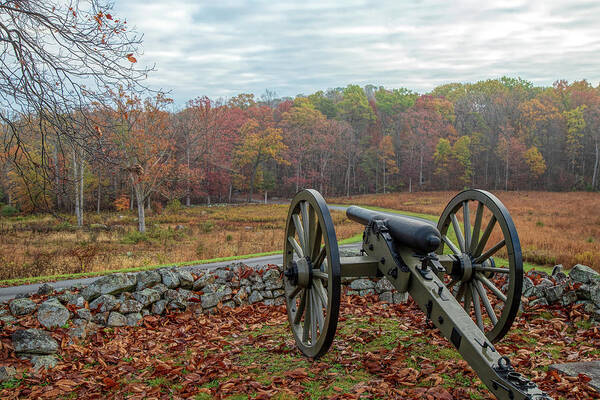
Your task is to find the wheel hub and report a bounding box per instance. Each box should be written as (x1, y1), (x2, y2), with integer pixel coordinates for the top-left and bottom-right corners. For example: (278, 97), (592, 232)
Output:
(286, 257), (313, 288)
(452, 253), (473, 282)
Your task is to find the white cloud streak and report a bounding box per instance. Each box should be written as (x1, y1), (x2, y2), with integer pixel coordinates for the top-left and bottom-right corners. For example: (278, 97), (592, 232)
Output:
(113, 0), (600, 104)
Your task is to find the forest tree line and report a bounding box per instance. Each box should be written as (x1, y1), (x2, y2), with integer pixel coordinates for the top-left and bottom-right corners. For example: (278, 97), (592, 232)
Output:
(1, 77), (599, 231)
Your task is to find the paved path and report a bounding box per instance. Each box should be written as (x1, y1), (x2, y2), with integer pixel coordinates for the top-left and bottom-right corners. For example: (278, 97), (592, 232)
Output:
(0, 243), (361, 302)
(0, 204), (429, 302)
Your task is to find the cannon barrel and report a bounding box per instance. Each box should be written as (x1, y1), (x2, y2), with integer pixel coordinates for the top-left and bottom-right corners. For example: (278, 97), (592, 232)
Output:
(346, 206), (441, 254)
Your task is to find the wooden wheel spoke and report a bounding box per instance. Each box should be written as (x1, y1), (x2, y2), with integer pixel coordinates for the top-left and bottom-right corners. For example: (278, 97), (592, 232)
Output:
(470, 202), (484, 254)
(310, 289), (318, 342)
(476, 273), (507, 303)
(312, 286), (324, 332)
(442, 235), (461, 255)
(455, 282), (466, 301)
(463, 282), (473, 314)
(288, 236), (304, 258)
(302, 289), (311, 342)
(463, 201), (471, 251)
(312, 269), (328, 281)
(292, 213), (305, 252)
(474, 239), (506, 264)
(474, 215), (496, 257)
(294, 289), (307, 324)
(300, 201), (311, 255)
(313, 246), (326, 269)
(314, 279), (328, 309)
(471, 283), (485, 331)
(310, 223), (322, 262)
(287, 284), (302, 300)
(474, 280), (498, 325)
(451, 213), (466, 252)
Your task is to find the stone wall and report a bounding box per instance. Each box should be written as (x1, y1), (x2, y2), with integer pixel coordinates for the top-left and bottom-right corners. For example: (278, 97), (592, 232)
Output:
(1, 260), (599, 378)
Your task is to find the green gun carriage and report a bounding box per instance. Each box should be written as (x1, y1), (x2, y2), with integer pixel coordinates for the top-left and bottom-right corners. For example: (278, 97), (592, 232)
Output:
(282, 189), (552, 400)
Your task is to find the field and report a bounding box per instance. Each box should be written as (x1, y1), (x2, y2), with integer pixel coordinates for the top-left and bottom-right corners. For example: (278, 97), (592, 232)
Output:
(0, 295), (597, 399)
(0, 204), (362, 283)
(332, 191), (600, 272)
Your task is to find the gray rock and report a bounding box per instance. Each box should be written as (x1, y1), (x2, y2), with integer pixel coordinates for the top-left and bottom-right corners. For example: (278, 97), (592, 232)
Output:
(561, 291), (578, 306)
(393, 292), (409, 304)
(37, 283), (55, 296)
(69, 296), (85, 308)
(214, 268), (234, 282)
(176, 270), (195, 289)
(120, 299), (143, 314)
(350, 279), (375, 291)
(125, 313), (143, 326)
(9, 298), (37, 316)
(132, 288), (161, 307)
(152, 283), (168, 295)
(273, 297), (285, 306)
(76, 308), (92, 321)
(260, 290), (273, 299)
(177, 289), (193, 300)
(554, 272), (569, 285)
(263, 268), (280, 282)
(522, 277), (534, 296)
(590, 286), (600, 308)
(107, 312), (127, 327)
(379, 292), (393, 303)
(346, 290), (359, 296)
(201, 293), (220, 309)
(89, 294), (120, 313)
(93, 312), (109, 325)
(214, 285), (233, 301)
(552, 264), (564, 276)
(151, 300), (167, 315)
(544, 285), (564, 303)
(135, 270), (162, 291)
(222, 301), (236, 308)
(30, 355), (58, 371)
(0, 315), (16, 324)
(37, 298), (70, 329)
(159, 269), (180, 289)
(193, 273), (215, 290)
(248, 290), (264, 304)
(376, 279), (395, 293)
(233, 290), (248, 305)
(263, 298), (276, 306)
(273, 289), (285, 298)
(71, 318), (87, 327)
(570, 264), (600, 284)
(529, 297), (549, 307)
(57, 291), (76, 304)
(576, 284), (592, 300)
(12, 329), (59, 354)
(141, 309), (150, 317)
(264, 278), (283, 291)
(0, 366), (16, 382)
(359, 289), (375, 296)
(251, 281), (266, 291)
(68, 326), (87, 340)
(81, 273), (137, 301)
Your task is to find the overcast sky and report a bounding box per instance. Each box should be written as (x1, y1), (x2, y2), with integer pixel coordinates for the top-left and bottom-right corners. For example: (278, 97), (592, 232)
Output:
(114, 0), (600, 105)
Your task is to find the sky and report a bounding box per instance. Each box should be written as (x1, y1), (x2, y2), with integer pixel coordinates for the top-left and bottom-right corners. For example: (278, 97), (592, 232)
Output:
(114, 0), (600, 105)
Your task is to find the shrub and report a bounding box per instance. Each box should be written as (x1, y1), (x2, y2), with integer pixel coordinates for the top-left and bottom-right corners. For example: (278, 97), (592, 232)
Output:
(165, 199), (182, 214)
(195, 241), (204, 257)
(226, 234), (233, 241)
(114, 195), (130, 212)
(121, 230), (148, 244)
(1, 205), (18, 217)
(201, 221), (214, 233)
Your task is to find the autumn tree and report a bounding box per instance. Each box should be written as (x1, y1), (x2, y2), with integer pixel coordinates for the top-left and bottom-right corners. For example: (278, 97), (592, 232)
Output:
(233, 107), (288, 201)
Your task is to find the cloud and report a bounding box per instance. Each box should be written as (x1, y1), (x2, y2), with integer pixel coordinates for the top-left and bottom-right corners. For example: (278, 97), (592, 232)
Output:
(114, 0), (600, 105)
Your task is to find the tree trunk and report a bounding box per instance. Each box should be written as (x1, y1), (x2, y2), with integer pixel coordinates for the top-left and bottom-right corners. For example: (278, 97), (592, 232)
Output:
(264, 191), (267, 204)
(593, 137), (599, 190)
(130, 186), (134, 210)
(73, 149), (83, 227)
(228, 183), (232, 203)
(505, 147), (509, 191)
(54, 144), (61, 210)
(186, 146), (191, 206)
(97, 180), (101, 214)
(409, 177), (412, 193)
(295, 163), (300, 192)
(419, 149), (424, 187)
(133, 182), (146, 233)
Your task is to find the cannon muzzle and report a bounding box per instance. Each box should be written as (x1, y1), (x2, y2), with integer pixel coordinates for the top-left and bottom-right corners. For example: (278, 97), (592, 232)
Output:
(346, 205), (441, 254)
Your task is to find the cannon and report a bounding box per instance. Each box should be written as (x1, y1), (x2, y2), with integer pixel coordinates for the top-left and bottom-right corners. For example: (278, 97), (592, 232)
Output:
(283, 189), (552, 400)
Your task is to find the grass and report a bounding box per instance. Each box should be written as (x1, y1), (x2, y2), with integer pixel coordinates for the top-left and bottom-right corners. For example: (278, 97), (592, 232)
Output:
(0, 204), (364, 282)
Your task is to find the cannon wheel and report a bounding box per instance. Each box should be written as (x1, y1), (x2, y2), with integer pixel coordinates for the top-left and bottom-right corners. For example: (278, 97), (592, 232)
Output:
(283, 189), (341, 359)
(436, 189), (523, 343)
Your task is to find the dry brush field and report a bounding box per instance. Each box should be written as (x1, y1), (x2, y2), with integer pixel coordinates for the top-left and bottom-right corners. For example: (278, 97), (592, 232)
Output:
(332, 191), (600, 272)
(0, 205), (363, 282)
